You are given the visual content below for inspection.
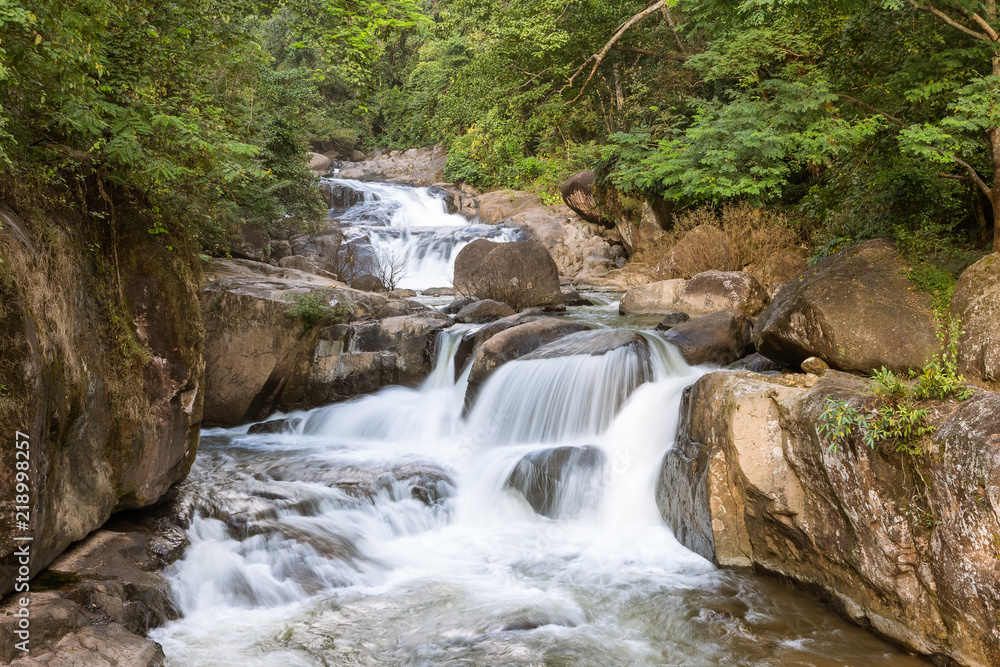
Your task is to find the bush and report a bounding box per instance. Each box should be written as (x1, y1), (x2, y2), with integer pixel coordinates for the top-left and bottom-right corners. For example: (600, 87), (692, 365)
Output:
(283, 289), (353, 329)
(819, 321), (973, 455)
(632, 202), (804, 282)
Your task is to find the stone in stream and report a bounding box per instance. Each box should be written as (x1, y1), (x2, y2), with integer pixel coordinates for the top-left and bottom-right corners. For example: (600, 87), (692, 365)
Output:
(506, 446), (606, 518)
(453, 239), (563, 309)
(247, 419), (291, 435)
(442, 297), (475, 314)
(661, 309), (754, 366)
(465, 318), (592, 402)
(655, 311), (690, 331)
(455, 299), (516, 324)
(560, 288), (593, 306)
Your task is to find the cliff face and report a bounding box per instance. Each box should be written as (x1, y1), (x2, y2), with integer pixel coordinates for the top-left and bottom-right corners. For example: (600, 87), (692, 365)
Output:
(0, 205), (204, 595)
(658, 370), (1000, 667)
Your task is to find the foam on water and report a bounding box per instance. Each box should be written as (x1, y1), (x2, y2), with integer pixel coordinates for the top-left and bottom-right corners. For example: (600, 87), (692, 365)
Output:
(153, 329), (927, 666)
(326, 179), (517, 290)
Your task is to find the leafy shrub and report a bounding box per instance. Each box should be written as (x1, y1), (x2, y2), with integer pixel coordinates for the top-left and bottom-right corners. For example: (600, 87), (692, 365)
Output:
(819, 322), (973, 454)
(283, 290), (353, 329)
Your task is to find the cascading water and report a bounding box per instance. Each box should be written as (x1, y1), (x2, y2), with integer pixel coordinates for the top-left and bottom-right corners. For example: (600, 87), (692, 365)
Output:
(152, 326), (926, 666)
(325, 178), (517, 291)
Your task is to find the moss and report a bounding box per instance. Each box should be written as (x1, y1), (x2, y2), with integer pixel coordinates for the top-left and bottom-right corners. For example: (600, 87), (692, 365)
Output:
(32, 570), (83, 591)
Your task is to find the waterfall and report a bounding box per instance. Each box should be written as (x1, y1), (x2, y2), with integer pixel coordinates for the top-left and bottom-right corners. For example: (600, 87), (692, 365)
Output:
(152, 326), (925, 666)
(325, 178), (517, 291)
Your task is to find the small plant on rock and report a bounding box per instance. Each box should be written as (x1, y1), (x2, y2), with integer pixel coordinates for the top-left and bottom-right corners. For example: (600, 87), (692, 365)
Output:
(283, 289), (353, 329)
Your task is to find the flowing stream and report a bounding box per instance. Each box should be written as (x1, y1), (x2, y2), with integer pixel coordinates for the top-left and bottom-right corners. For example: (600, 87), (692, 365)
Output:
(324, 179), (516, 291)
(152, 325), (926, 666)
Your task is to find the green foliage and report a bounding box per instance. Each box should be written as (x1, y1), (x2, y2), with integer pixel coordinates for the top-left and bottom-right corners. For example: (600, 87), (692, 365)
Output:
(912, 319), (975, 401)
(820, 322), (973, 454)
(283, 289), (353, 329)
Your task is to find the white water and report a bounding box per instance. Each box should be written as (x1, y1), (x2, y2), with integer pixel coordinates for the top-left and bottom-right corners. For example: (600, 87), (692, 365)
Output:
(326, 179), (516, 291)
(153, 328), (923, 666)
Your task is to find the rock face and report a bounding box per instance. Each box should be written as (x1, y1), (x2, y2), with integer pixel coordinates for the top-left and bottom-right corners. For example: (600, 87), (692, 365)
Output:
(475, 190), (546, 224)
(453, 239), (563, 309)
(201, 259), (449, 424)
(337, 145), (449, 187)
(662, 309), (754, 366)
(306, 311), (453, 405)
(465, 319), (591, 398)
(559, 170), (611, 227)
(0, 513), (188, 666)
(0, 207), (203, 595)
(658, 370), (1000, 667)
(951, 253), (1000, 390)
(753, 239), (939, 374)
(507, 446), (606, 518)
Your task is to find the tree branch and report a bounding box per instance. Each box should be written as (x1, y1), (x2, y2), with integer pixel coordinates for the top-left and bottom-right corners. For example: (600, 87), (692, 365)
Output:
(660, 5), (687, 55)
(938, 172), (972, 181)
(909, 0), (992, 41)
(565, 0), (668, 104)
(836, 94), (992, 196)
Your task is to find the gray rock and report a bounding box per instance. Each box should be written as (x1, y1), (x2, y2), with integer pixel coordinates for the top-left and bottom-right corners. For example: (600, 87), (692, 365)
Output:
(655, 311), (691, 331)
(662, 309), (754, 366)
(455, 299), (516, 324)
(507, 446), (606, 518)
(753, 239), (938, 374)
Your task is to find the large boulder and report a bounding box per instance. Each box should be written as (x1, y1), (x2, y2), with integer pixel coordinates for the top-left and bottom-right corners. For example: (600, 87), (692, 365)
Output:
(753, 239), (938, 374)
(951, 254), (1000, 390)
(507, 446), (606, 518)
(658, 370), (1000, 667)
(619, 279), (687, 315)
(559, 170), (612, 228)
(453, 239), (563, 309)
(465, 318), (591, 397)
(453, 310), (549, 373)
(503, 208), (615, 284)
(306, 311), (453, 404)
(662, 309), (754, 366)
(201, 259), (446, 424)
(0, 207), (203, 595)
(308, 152), (332, 173)
(673, 270), (769, 317)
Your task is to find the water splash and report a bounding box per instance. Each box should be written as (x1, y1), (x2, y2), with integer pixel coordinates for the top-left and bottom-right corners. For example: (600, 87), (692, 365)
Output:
(325, 179), (517, 290)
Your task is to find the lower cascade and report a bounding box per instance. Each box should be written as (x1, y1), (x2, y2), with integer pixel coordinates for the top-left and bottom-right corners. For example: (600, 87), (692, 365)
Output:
(152, 329), (926, 665)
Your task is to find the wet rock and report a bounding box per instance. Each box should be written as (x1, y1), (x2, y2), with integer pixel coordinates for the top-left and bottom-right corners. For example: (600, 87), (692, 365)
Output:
(727, 352), (785, 373)
(951, 253), (1000, 390)
(507, 446), (606, 518)
(521, 329), (649, 360)
(655, 311), (691, 331)
(337, 145), (448, 187)
(453, 310), (550, 373)
(455, 299), (516, 324)
(422, 287), (454, 297)
(465, 319), (591, 398)
(753, 239), (938, 374)
(659, 370), (1000, 666)
(561, 289), (593, 306)
(662, 309), (754, 366)
(442, 297), (476, 314)
(247, 418), (291, 434)
(0, 207), (203, 593)
(454, 239), (563, 309)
